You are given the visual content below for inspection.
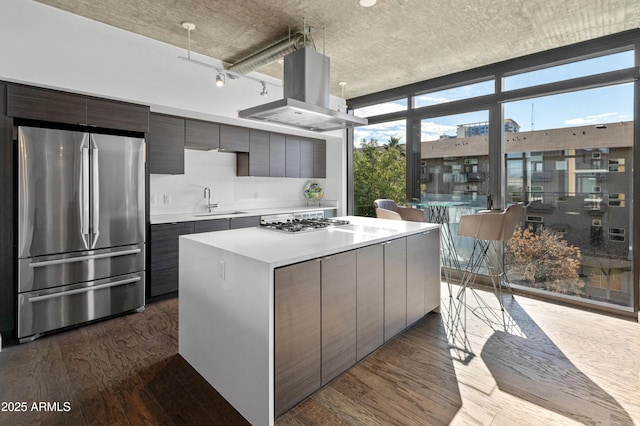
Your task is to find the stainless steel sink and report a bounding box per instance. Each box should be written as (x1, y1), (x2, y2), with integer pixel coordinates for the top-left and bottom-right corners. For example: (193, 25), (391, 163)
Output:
(193, 211), (248, 217)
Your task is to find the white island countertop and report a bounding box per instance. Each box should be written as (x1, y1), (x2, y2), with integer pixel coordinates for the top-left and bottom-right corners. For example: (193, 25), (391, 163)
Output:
(181, 215), (439, 267)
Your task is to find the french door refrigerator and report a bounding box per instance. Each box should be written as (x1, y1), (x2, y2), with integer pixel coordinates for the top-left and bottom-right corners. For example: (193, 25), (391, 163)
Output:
(17, 126), (145, 341)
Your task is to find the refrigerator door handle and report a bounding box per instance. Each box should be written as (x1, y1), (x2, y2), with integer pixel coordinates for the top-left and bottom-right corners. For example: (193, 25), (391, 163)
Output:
(90, 135), (100, 248)
(80, 137), (90, 247)
(28, 248), (142, 268)
(28, 276), (141, 303)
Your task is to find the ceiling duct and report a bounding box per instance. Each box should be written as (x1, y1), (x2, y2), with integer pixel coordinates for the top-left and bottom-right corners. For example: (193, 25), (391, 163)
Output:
(238, 46), (368, 132)
(227, 32), (310, 74)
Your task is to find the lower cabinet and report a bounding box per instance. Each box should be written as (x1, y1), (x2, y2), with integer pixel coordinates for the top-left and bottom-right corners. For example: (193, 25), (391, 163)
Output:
(406, 233), (427, 325)
(383, 238), (407, 342)
(149, 222), (194, 298)
(423, 229), (441, 313)
(321, 251), (357, 385)
(274, 259), (321, 417)
(149, 216), (260, 301)
(273, 231), (439, 418)
(356, 244), (384, 361)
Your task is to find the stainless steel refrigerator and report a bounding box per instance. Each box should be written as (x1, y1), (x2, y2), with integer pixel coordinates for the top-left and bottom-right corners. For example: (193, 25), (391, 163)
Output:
(17, 126), (146, 341)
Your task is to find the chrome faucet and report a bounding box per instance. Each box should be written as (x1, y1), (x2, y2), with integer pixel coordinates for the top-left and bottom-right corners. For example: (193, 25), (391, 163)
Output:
(204, 187), (219, 212)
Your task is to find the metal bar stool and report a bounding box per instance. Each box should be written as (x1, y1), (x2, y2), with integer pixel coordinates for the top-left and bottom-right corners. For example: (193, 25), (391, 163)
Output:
(456, 204), (522, 313)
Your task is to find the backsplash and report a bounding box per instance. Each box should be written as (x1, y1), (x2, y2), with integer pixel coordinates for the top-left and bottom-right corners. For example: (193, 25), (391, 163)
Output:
(150, 149), (330, 215)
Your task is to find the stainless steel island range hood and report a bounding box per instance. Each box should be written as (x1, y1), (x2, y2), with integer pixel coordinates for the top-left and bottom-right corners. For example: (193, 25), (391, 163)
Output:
(238, 46), (368, 132)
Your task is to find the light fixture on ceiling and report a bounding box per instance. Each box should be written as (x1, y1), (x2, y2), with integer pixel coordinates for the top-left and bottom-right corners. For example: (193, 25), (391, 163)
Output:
(260, 81), (268, 97)
(181, 21), (196, 59)
(359, 0), (377, 7)
(215, 72), (225, 87)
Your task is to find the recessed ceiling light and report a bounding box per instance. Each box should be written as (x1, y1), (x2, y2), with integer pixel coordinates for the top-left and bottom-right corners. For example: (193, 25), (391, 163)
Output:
(359, 0), (376, 7)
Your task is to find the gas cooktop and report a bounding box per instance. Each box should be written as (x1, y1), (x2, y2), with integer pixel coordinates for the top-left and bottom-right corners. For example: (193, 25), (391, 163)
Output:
(260, 216), (350, 233)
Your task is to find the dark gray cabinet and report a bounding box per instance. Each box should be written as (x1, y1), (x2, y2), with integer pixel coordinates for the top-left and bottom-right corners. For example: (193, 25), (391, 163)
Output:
(406, 233), (427, 326)
(148, 113), (185, 175)
(149, 222), (194, 298)
(269, 133), (286, 177)
(313, 139), (327, 178)
(193, 219), (229, 233)
(237, 130), (269, 176)
(423, 230), (441, 313)
(285, 136), (301, 178)
(0, 82), (15, 339)
(230, 215), (260, 229)
(356, 244), (384, 361)
(185, 119), (220, 150)
(7, 84), (149, 132)
(274, 259), (321, 417)
(300, 138), (314, 178)
(85, 97), (149, 133)
(321, 251), (357, 385)
(384, 238), (407, 342)
(220, 124), (250, 152)
(249, 130), (270, 176)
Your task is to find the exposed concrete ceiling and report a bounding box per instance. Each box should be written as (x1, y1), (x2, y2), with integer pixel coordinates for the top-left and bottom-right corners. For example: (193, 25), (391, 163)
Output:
(35, 0), (640, 99)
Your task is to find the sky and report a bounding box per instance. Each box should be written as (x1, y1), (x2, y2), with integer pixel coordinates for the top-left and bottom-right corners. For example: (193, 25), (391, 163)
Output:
(353, 50), (634, 147)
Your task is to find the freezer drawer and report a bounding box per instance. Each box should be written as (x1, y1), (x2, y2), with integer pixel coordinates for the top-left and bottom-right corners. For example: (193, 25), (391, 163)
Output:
(18, 243), (145, 293)
(18, 272), (145, 340)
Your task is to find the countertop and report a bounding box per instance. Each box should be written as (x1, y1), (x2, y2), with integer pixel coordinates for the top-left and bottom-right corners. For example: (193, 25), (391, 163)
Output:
(181, 215), (439, 268)
(150, 205), (338, 224)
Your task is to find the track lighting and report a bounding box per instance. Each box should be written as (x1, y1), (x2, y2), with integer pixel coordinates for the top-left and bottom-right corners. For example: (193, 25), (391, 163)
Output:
(260, 81), (268, 97)
(215, 73), (225, 87)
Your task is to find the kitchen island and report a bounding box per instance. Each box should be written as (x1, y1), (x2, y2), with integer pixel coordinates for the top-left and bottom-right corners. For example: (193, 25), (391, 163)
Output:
(178, 216), (440, 426)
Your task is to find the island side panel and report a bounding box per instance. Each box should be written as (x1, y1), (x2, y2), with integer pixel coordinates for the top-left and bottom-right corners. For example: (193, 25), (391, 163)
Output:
(179, 237), (274, 426)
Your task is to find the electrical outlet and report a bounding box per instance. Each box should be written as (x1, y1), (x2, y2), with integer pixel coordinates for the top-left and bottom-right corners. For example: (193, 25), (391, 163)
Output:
(163, 194), (171, 204)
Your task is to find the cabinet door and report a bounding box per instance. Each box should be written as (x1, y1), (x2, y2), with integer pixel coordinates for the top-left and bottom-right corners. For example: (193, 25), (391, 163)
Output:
(423, 229), (441, 313)
(406, 233), (427, 325)
(285, 136), (301, 178)
(300, 138), (314, 178)
(185, 119), (220, 150)
(220, 125), (250, 152)
(384, 238), (407, 342)
(248, 130), (270, 176)
(7, 84), (86, 125)
(149, 222), (194, 298)
(321, 251), (357, 385)
(86, 97), (149, 133)
(148, 114), (185, 174)
(230, 216), (260, 229)
(0, 83), (15, 338)
(193, 219), (229, 233)
(269, 133), (286, 177)
(313, 139), (326, 178)
(356, 244), (384, 361)
(275, 260), (321, 417)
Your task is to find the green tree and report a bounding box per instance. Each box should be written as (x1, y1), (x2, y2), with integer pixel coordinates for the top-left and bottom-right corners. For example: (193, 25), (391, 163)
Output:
(353, 137), (406, 217)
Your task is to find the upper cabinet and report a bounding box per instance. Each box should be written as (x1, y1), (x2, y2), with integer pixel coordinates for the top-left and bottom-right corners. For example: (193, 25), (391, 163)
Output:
(285, 136), (301, 178)
(220, 124), (250, 152)
(148, 113), (185, 175)
(269, 133), (286, 177)
(6, 84), (149, 133)
(185, 119), (220, 150)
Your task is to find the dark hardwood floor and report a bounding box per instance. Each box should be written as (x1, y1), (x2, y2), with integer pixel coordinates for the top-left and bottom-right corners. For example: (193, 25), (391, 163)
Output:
(1, 285), (638, 425)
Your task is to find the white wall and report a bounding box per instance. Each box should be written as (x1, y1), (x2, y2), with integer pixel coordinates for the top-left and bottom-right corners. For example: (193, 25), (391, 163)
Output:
(0, 0), (346, 215)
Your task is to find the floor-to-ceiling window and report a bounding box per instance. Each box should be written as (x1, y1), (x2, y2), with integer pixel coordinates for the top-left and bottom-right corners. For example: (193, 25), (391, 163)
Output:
(351, 100), (407, 217)
(502, 51), (634, 307)
(347, 30), (640, 315)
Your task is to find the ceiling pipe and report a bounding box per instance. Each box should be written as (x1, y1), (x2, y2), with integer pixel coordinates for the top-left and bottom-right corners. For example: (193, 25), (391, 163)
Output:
(227, 32), (311, 74)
